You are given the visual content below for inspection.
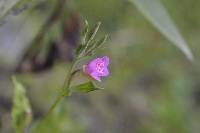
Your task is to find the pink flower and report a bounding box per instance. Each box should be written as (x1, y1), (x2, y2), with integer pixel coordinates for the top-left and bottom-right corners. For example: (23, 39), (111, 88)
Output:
(83, 56), (110, 81)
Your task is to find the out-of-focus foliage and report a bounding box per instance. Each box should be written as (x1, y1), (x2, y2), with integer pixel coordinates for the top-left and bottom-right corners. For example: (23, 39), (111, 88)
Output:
(130, 0), (194, 61)
(0, 0), (36, 21)
(32, 105), (85, 133)
(0, 0), (18, 21)
(11, 76), (32, 133)
(76, 20), (108, 57)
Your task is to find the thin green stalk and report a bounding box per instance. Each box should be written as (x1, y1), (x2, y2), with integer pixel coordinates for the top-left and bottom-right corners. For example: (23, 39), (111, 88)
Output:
(44, 92), (65, 118)
(42, 60), (77, 121)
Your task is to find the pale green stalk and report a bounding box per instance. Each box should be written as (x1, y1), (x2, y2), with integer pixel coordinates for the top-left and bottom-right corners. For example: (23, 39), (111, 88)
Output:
(43, 59), (77, 120)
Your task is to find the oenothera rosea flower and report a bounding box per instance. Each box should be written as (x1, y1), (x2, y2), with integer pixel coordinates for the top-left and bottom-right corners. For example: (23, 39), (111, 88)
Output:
(83, 56), (110, 81)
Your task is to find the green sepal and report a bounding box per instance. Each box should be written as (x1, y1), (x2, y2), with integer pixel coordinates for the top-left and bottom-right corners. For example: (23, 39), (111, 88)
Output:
(70, 82), (103, 93)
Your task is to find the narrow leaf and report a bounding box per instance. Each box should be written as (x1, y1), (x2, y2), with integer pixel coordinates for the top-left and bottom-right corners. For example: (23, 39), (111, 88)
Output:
(75, 45), (84, 56)
(129, 0), (194, 61)
(94, 35), (108, 49)
(11, 76), (32, 133)
(86, 35), (108, 56)
(85, 22), (101, 50)
(81, 20), (89, 45)
(70, 82), (103, 93)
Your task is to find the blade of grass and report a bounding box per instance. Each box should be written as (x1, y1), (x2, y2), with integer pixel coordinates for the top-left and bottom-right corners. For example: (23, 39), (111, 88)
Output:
(129, 0), (194, 61)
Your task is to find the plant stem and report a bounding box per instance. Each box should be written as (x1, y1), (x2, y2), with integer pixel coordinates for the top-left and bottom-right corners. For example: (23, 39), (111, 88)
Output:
(44, 91), (65, 118)
(43, 60), (77, 120)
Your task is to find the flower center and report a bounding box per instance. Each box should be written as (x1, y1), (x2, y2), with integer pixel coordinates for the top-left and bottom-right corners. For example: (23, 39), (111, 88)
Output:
(96, 61), (104, 74)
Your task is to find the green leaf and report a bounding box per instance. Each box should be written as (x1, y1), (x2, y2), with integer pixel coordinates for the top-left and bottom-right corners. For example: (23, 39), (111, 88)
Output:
(70, 82), (103, 93)
(129, 0), (194, 61)
(81, 20), (89, 45)
(86, 35), (108, 56)
(11, 76), (32, 133)
(85, 22), (101, 50)
(75, 45), (85, 56)
(77, 21), (105, 57)
(95, 35), (108, 48)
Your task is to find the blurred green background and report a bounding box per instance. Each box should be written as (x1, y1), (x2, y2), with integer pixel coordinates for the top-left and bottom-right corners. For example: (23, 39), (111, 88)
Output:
(0, 0), (200, 132)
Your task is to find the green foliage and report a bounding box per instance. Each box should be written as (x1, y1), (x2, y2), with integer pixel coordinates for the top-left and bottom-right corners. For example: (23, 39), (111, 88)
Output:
(86, 35), (108, 56)
(76, 21), (108, 58)
(70, 82), (103, 93)
(75, 45), (85, 57)
(11, 76), (32, 133)
(81, 20), (89, 45)
(85, 22), (101, 49)
(129, 0), (194, 61)
(0, 0), (42, 23)
(0, 0), (197, 132)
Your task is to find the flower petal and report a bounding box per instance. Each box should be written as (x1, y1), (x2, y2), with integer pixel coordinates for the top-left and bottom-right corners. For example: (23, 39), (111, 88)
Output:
(101, 68), (109, 76)
(101, 56), (109, 66)
(88, 58), (100, 71)
(91, 72), (101, 81)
